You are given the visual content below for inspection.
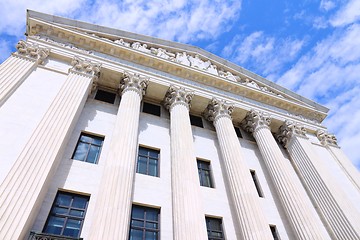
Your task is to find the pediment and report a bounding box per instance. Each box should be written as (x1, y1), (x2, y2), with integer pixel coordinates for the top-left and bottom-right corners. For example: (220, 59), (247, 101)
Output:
(26, 10), (329, 124)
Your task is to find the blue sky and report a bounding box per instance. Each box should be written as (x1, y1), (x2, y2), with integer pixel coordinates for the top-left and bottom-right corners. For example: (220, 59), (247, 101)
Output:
(0, 0), (359, 168)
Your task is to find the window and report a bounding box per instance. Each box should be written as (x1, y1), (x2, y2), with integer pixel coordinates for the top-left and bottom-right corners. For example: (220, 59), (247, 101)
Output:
(137, 146), (160, 177)
(72, 133), (104, 164)
(197, 160), (213, 188)
(142, 102), (161, 116)
(129, 205), (160, 240)
(190, 114), (204, 128)
(206, 217), (225, 240)
(43, 191), (89, 238)
(94, 89), (116, 104)
(250, 170), (263, 197)
(270, 225), (280, 240)
(234, 127), (242, 138)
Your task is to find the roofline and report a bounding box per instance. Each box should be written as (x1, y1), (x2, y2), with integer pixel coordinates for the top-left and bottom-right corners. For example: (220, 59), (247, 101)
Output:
(26, 9), (329, 113)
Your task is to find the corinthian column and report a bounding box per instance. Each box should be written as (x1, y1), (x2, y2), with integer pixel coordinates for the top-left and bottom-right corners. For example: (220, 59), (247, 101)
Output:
(241, 110), (327, 240)
(317, 130), (360, 192)
(163, 85), (208, 240)
(0, 40), (50, 106)
(89, 72), (148, 240)
(203, 98), (272, 239)
(0, 57), (100, 239)
(276, 121), (360, 239)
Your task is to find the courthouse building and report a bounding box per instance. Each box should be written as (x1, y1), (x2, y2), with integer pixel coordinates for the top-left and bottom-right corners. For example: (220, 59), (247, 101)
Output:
(1, 10), (360, 240)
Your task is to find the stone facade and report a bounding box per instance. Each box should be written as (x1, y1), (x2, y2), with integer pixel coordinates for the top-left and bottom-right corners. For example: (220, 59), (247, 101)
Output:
(0, 10), (359, 240)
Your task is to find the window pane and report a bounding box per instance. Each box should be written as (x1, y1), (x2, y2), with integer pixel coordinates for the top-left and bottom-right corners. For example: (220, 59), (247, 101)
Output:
(56, 194), (72, 206)
(52, 207), (68, 215)
(129, 229), (143, 240)
(145, 222), (158, 229)
(92, 137), (104, 146)
(69, 209), (85, 217)
(145, 231), (158, 240)
(204, 171), (212, 187)
(132, 206), (145, 219)
(137, 156), (148, 174)
(73, 142), (89, 161)
(63, 219), (81, 237)
(87, 145), (100, 163)
(139, 147), (148, 155)
(146, 209), (159, 222)
(131, 219), (144, 227)
(148, 159), (158, 176)
(80, 135), (93, 143)
(149, 150), (159, 158)
(44, 216), (65, 235)
(72, 196), (88, 209)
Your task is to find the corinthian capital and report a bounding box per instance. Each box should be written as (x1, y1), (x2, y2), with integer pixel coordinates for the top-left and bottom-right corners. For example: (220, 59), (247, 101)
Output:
(241, 109), (271, 133)
(70, 56), (101, 80)
(120, 71), (149, 97)
(163, 85), (194, 111)
(203, 98), (234, 123)
(276, 120), (307, 148)
(14, 40), (50, 64)
(316, 130), (338, 147)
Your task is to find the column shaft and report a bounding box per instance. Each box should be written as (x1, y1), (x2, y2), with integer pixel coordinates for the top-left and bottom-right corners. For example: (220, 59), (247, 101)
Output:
(204, 99), (273, 239)
(164, 86), (208, 240)
(0, 41), (49, 106)
(0, 57), (98, 239)
(242, 110), (328, 240)
(89, 72), (148, 240)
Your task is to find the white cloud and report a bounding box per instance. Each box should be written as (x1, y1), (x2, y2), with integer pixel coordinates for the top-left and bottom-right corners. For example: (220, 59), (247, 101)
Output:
(330, 0), (360, 26)
(320, 0), (336, 11)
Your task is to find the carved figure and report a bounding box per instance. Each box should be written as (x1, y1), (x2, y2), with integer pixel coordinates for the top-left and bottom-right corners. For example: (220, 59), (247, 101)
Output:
(150, 47), (175, 60)
(206, 64), (218, 75)
(189, 54), (207, 69)
(115, 39), (130, 47)
(175, 52), (190, 66)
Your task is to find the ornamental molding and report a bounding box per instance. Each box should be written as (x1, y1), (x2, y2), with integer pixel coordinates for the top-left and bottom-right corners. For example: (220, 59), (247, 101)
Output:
(120, 71), (149, 98)
(241, 109), (271, 133)
(70, 56), (101, 80)
(163, 85), (194, 111)
(203, 98), (234, 123)
(316, 130), (338, 147)
(276, 120), (307, 148)
(13, 40), (50, 64)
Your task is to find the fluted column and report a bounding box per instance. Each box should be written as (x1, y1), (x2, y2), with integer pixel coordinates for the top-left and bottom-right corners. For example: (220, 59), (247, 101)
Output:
(0, 57), (100, 239)
(89, 72), (148, 240)
(0, 40), (50, 106)
(203, 98), (273, 240)
(276, 121), (360, 239)
(163, 85), (208, 240)
(241, 110), (328, 240)
(317, 130), (360, 192)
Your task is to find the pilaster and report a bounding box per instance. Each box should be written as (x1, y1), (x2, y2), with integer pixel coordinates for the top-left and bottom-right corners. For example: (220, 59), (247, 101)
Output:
(0, 56), (99, 239)
(204, 98), (273, 239)
(88, 71), (148, 240)
(317, 130), (360, 192)
(0, 40), (50, 106)
(276, 121), (360, 239)
(163, 85), (208, 240)
(241, 110), (328, 240)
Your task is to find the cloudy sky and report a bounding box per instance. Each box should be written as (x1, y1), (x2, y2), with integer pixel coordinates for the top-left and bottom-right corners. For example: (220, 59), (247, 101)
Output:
(0, 0), (359, 168)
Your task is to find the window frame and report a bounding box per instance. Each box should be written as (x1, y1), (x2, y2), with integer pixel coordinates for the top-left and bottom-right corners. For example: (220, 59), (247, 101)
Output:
(43, 191), (90, 239)
(197, 159), (214, 188)
(270, 225), (280, 240)
(94, 89), (117, 104)
(250, 169), (264, 198)
(137, 146), (160, 177)
(72, 132), (104, 164)
(142, 101), (161, 117)
(189, 114), (204, 128)
(205, 216), (225, 240)
(129, 205), (160, 240)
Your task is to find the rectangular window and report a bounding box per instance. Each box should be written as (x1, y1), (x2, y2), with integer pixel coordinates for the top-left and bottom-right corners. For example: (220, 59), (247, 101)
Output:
(270, 225), (280, 240)
(137, 146), (160, 177)
(250, 170), (264, 197)
(206, 217), (225, 240)
(234, 127), (242, 138)
(43, 191), (89, 238)
(72, 133), (104, 164)
(190, 114), (204, 128)
(129, 205), (160, 240)
(197, 160), (213, 188)
(94, 89), (116, 104)
(142, 102), (161, 116)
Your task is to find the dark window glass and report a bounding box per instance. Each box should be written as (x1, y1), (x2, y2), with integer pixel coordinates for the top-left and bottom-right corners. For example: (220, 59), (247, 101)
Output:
(270, 225), (280, 240)
(137, 147), (160, 177)
(72, 133), (104, 164)
(234, 127), (242, 138)
(43, 192), (89, 238)
(190, 114), (204, 128)
(250, 170), (263, 197)
(197, 160), (213, 188)
(143, 102), (161, 116)
(129, 205), (160, 240)
(206, 217), (225, 240)
(94, 89), (116, 104)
